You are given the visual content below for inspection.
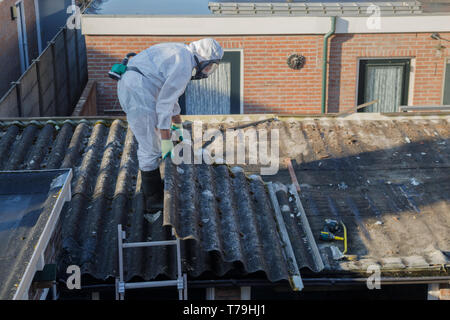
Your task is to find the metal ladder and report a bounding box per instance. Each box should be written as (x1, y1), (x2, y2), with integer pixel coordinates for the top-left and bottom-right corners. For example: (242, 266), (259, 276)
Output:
(115, 224), (187, 300)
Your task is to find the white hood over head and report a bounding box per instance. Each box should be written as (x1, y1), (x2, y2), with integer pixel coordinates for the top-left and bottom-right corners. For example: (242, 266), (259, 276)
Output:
(187, 38), (224, 62)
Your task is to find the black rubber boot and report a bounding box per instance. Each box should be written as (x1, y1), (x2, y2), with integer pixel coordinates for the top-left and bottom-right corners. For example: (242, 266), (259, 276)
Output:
(140, 168), (164, 213)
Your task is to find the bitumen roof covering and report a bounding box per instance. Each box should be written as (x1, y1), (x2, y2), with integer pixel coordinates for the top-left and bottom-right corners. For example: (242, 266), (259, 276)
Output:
(0, 113), (448, 286)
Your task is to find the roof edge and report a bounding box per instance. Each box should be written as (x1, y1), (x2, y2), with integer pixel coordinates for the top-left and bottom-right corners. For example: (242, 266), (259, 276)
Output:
(80, 15), (450, 35)
(0, 112), (449, 126)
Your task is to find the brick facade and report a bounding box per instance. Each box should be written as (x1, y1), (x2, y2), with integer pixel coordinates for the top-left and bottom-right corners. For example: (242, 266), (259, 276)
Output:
(0, 0), (39, 97)
(85, 33), (450, 115)
(72, 80), (97, 116)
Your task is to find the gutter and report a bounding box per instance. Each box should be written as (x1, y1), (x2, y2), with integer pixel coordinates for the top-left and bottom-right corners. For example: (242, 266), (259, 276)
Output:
(189, 277), (450, 288)
(1, 112), (449, 124)
(59, 276), (450, 294)
(321, 16), (336, 114)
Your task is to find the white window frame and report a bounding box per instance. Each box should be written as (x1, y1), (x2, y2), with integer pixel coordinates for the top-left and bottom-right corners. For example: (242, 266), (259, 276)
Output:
(15, 0), (29, 73)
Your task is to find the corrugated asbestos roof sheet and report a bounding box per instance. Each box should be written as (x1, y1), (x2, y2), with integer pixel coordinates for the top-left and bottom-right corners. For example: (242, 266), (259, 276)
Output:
(0, 114), (448, 284)
(163, 161), (324, 286)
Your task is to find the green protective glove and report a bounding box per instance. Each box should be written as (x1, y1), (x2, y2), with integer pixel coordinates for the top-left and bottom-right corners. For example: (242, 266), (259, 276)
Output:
(171, 123), (183, 142)
(161, 139), (174, 159)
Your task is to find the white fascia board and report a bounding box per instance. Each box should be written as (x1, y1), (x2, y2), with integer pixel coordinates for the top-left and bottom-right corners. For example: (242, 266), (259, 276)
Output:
(336, 16), (450, 33)
(81, 15), (450, 36)
(81, 15), (331, 35)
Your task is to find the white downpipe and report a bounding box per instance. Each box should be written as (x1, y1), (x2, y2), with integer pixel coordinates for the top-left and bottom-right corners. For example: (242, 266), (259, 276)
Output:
(15, 0), (29, 73)
(34, 0), (42, 54)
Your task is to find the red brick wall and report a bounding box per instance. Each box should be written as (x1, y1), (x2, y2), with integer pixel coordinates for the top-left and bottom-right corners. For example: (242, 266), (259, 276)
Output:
(72, 80), (97, 116)
(0, 0), (39, 97)
(328, 33), (450, 112)
(85, 33), (450, 115)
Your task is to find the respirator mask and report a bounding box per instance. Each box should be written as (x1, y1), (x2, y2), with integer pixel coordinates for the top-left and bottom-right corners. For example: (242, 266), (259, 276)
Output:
(191, 55), (220, 80)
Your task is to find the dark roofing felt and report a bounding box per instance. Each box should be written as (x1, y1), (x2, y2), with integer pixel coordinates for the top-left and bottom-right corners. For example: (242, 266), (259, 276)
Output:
(0, 169), (71, 299)
(0, 115), (448, 284)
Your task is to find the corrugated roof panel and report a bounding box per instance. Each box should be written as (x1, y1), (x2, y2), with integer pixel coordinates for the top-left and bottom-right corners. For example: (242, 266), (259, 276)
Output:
(163, 160), (324, 283)
(271, 182), (324, 272)
(0, 115), (448, 285)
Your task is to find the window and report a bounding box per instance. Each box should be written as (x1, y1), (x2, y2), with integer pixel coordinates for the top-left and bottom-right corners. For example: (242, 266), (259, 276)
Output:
(180, 51), (241, 115)
(358, 59), (410, 112)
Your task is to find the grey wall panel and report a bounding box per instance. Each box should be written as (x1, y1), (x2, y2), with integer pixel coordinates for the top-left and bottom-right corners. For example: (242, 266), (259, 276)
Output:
(21, 85), (40, 117)
(0, 88), (19, 117)
(19, 66), (40, 117)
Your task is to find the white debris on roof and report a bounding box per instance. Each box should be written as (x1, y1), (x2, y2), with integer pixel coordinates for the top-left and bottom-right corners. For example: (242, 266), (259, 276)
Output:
(202, 189), (214, 198)
(273, 182), (288, 193)
(249, 174), (263, 182)
(231, 166), (244, 174)
(144, 211), (161, 224)
(338, 182), (348, 190)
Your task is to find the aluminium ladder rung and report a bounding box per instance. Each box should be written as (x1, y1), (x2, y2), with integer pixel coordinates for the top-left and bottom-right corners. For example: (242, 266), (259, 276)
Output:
(125, 280), (179, 290)
(122, 240), (177, 248)
(116, 224), (187, 300)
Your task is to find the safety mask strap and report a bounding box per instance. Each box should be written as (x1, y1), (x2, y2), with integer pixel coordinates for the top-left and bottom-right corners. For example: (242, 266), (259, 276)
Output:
(191, 55), (208, 80)
(191, 56), (221, 80)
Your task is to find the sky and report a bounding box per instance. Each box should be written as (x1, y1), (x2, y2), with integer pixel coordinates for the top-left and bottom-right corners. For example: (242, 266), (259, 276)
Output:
(86, 0), (213, 15)
(85, 0), (450, 15)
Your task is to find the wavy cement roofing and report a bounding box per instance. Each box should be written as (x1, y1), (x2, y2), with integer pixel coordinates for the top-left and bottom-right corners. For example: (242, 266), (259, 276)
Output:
(163, 160), (324, 287)
(0, 113), (448, 283)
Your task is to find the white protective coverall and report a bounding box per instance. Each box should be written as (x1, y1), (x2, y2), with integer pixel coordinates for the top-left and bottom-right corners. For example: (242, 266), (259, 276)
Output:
(117, 39), (224, 171)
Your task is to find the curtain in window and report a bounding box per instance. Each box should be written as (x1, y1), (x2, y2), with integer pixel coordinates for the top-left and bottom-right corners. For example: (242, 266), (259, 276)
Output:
(364, 65), (404, 112)
(184, 62), (231, 115)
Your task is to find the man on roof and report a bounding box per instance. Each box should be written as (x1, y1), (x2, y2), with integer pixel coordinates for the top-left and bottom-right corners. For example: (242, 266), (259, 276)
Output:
(117, 38), (224, 213)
